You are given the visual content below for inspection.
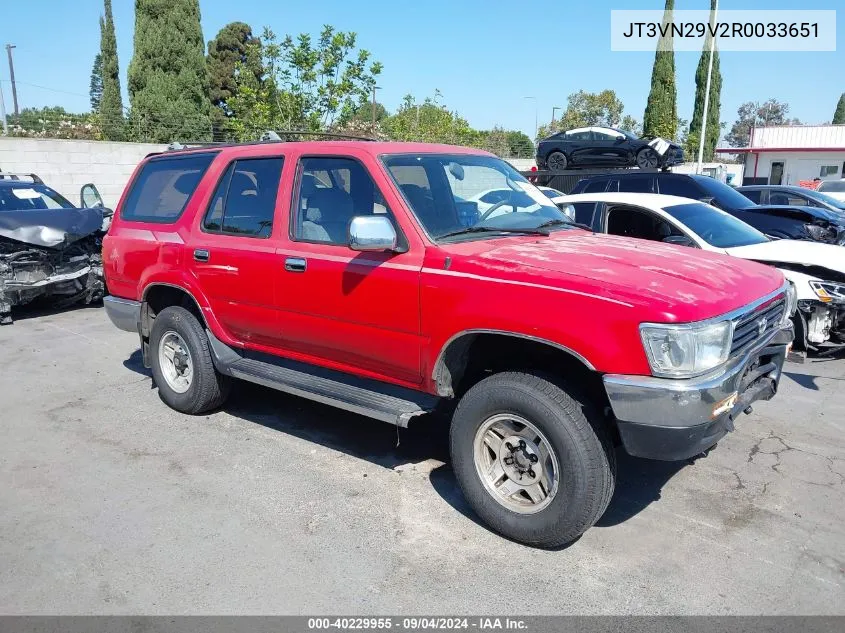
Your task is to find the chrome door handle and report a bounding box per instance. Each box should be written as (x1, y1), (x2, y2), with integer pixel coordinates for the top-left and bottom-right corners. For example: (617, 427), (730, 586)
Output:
(284, 257), (307, 273)
(194, 249), (210, 262)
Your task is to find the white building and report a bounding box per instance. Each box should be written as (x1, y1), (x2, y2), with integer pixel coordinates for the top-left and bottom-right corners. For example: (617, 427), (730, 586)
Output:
(716, 124), (845, 186)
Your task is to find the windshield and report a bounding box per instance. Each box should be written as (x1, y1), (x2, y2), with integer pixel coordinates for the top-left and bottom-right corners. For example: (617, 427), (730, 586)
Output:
(662, 202), (768, 248)
(692, 176), (757, 209)
(0, 184), (74, 211)
(818, 180), (845, 193)
(382, 154), (572, 240)
(539, 188), (564, 199)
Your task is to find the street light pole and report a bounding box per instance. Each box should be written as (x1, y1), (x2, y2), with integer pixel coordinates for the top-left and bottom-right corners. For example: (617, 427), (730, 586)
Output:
(5, 44), (18, 116)
(523, 96), (537, 144)
(551, 106), (561, 127)
(371, 85), (381, 136)
(696, 0), (719, 174)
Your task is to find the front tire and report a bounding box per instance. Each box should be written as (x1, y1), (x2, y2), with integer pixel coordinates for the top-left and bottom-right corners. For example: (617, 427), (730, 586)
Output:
(149, 306), (230, 414)
(450, 372), (615, 548)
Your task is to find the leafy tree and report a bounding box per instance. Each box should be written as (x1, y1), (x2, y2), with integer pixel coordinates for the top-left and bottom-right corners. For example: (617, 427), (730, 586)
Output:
(383, 93), (476, 145)
(9, 107), (99, 140)
(99, 0), (124, 140)
(688, 0), (722, 161)
(348, 100), (388, 124)
(249, 25), (383, 131)
(128, 0), (212, 142)
(207, 22), (262, 138)
(506, 131), (534, 157)
(536, 90), (628, 138)
(89, 52), (103, 112)
(643, 0), (678, 139)
(620, 115), (642, 136)
(834, 93), (845, 125)
(725, 100), (800, 148)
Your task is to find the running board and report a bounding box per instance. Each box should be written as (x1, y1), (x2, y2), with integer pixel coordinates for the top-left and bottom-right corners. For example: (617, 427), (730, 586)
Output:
(206, 330), (437, 427)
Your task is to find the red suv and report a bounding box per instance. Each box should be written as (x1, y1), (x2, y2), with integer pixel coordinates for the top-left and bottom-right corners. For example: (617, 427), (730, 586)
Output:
(103, 140), (795, 547)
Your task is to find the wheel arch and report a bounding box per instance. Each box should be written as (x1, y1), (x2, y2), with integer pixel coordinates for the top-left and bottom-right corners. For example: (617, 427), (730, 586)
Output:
(432, 330), (598, 398)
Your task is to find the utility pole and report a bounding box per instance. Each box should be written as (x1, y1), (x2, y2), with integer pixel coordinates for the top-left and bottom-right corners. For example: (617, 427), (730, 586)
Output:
(696, 0), (719, 173)
(0, 82), (8, 135)
(371, 85), (381, 136)
(5, 44), (18, 116)
(523, 96), (537, 145)
(551, 106), (561, 127)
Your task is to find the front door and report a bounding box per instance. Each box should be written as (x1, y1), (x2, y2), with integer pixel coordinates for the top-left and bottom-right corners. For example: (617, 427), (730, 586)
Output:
(188, 154), (286, 348)
(273, 154), (423, 385)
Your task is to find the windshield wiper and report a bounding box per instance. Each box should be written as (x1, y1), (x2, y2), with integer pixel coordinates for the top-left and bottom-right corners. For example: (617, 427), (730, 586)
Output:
(536, 218), (594, 232)
(438, 225), (552, 240)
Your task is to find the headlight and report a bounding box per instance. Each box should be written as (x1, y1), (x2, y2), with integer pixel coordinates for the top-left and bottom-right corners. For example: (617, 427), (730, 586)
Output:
(783, 282), (797, 323)
(804, 223), (836, 242)
(809, 280), (845, 304)
(640, 321), (733, 379)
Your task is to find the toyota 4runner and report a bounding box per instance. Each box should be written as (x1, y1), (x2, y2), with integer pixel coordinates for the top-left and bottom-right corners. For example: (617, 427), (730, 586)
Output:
(103, 140), (795, 547)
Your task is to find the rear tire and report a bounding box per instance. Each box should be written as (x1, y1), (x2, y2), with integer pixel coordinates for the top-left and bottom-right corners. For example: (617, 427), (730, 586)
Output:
(546, 151), (568, 171)
(449, 371), (615, 548)
(149, 306), (230, 414)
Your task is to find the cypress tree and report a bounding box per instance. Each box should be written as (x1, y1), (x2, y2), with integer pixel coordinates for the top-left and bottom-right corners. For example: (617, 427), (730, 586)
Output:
(688, 0), (722, 161)
(207, 22), (262, 140)
(834, 94), (845, 124)
(128, 0), (212, 142)
(89, 51), (103, 112)
(99, 0), (124, 140)
(643, 0), (678, 140)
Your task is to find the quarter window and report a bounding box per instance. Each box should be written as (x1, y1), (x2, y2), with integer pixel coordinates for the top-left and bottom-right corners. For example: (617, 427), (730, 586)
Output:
(203, 157), (283, 238)
(122, 153), (216, 223)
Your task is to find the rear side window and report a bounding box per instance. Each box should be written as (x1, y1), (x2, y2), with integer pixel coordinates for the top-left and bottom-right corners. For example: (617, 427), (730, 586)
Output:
(121, 153), (216, 223)
(655, 177), (698, 198)
(583, 179), (608, 193)
(203, 157), (283, 238)
(619, 176), (654, 194)
(741, 189), (762, 203)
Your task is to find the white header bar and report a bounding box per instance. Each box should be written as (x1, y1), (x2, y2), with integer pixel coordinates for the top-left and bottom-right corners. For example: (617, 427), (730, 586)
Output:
(610, 10), (836, 52)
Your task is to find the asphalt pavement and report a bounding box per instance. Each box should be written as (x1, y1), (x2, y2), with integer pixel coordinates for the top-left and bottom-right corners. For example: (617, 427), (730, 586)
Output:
(1, 304), (843, 614)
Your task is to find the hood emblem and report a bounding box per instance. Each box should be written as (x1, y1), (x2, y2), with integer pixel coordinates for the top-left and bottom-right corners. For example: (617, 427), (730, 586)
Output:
(757, 317), (767, 336)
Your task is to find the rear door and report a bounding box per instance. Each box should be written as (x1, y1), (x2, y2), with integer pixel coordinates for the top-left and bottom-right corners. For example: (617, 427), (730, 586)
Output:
(188, 150), (286, 348)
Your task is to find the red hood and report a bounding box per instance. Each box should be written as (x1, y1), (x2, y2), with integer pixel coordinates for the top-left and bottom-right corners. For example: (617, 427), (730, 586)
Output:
(439, 231), (784, 322)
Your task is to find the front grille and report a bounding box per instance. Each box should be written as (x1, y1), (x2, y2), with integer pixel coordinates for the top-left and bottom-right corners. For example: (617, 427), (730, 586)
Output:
(730, 294), (786, 356)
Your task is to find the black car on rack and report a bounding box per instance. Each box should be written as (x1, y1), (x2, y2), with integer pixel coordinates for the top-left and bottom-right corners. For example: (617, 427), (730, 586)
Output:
(536, 126), (684, 171)
(570, 171), (845, 244)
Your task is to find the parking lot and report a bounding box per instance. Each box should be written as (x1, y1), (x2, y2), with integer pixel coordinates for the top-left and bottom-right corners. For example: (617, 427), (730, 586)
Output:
(1, 304), (843, 615)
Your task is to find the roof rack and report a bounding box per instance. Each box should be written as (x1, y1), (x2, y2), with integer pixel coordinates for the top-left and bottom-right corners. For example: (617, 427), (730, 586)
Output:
(0, 172), (43, 184)
(163, 130), (377, 151)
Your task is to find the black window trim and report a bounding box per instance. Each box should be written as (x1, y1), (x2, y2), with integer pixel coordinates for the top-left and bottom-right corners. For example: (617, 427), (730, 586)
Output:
(200, 154), (285, 240)
(119, 151), (219, 224)
(289, 153), (408, 250)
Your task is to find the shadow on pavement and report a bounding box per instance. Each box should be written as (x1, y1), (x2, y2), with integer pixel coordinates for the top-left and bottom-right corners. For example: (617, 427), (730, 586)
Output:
(3, 300), (104, 324)
(122, 348), (690, 538)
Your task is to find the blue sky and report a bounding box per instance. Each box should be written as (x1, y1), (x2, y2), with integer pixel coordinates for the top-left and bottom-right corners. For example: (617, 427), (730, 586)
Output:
(1, 0), (843, 140)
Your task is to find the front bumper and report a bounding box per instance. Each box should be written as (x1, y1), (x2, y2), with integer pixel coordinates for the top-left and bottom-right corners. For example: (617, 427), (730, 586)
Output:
(603, 324), (793, 461)
(103, 295), (141, 332)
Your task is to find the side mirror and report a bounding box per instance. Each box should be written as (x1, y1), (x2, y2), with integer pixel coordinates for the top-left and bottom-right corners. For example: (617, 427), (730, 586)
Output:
(614, 136), (625, 144)
(662, 235), (695, 247)
(80, 183), (104, 208)
(348, 215), (397, 252)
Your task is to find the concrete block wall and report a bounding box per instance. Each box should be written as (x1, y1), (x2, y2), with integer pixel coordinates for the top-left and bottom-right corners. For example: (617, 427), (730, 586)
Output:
(0, 137), (167, 208)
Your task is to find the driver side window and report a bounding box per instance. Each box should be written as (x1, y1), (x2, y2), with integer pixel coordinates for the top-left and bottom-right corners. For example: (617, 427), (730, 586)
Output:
(606, 205), (687, 244)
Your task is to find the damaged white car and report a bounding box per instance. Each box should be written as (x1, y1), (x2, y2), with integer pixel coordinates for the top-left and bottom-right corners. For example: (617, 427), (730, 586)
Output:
(0, 176), (108, 325)
(554, 192), (845, 352)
